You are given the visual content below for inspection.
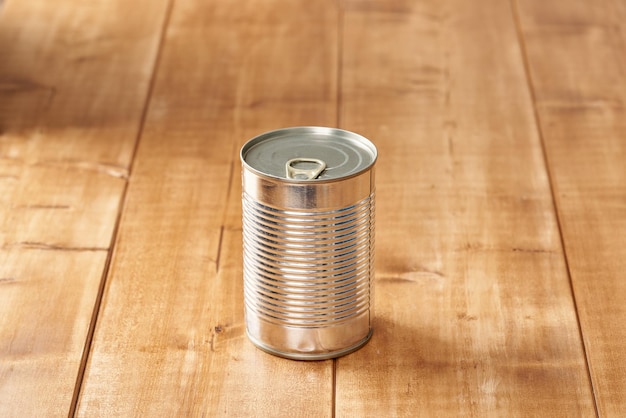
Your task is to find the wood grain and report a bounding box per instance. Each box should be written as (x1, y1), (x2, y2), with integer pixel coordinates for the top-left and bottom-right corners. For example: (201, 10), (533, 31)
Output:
(76, 0), (338, 415)
(516, 0), (626, 415)
(0, 0), (169, 416)
(5, 0), (625, 415)
(335, 0), (595, 415)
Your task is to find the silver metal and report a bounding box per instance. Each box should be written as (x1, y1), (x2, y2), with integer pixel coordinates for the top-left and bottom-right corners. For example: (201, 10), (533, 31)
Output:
(241, 126), (376, 181)
(241, 127), (377, 360)
(285, 158), (326, 180)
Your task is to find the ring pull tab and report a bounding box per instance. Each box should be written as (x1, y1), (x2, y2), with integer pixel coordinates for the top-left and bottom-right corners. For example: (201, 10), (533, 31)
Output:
(285, 158), (326, 180)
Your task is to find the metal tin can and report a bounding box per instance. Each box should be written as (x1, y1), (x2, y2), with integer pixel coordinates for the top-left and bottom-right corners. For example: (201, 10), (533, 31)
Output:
(240, 126), (377, 360)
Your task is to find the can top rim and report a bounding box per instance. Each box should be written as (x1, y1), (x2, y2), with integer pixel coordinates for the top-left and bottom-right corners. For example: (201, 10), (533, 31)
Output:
(240, 126), (377, 183)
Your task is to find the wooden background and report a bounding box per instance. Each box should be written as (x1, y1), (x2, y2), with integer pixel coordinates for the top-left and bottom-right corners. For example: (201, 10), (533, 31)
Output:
(1, 0), (625, 416)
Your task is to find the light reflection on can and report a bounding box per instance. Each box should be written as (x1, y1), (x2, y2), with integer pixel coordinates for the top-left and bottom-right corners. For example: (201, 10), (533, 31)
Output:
(240, 126), (377, 360)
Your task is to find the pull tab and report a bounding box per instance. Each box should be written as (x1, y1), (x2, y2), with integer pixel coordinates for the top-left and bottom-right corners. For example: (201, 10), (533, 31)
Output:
(285, 158), (326, 180)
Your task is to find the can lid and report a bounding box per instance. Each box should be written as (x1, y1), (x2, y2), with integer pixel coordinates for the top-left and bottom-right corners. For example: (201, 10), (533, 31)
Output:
(241, 127), (377, 181)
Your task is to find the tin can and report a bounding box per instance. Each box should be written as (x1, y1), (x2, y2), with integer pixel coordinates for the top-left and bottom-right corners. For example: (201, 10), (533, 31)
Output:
(240, 126), (377, 360)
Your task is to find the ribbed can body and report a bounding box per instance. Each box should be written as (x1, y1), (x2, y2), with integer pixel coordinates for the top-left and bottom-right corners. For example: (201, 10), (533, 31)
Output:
(240, 127), (376, 360)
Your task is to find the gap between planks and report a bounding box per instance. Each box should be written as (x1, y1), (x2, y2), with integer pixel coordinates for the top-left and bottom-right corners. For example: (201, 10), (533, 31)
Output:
(216, 151), (238, 273)
(68, 0), (177, 415)
(508, 0), (600, 416)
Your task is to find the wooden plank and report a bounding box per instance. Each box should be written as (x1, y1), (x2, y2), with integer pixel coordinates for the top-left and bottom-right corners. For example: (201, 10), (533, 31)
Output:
(0, 0), (169, 416)
(76, 0), (338, 415)
(516, 0), (626, 415)
(335, 0), (596, 415)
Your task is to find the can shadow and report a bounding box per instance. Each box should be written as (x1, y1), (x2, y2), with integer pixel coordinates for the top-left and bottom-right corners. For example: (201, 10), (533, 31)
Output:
(341, 314), (451, 373)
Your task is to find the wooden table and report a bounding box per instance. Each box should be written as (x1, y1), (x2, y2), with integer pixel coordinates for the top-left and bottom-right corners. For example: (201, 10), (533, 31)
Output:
(1, 0), (625, 416)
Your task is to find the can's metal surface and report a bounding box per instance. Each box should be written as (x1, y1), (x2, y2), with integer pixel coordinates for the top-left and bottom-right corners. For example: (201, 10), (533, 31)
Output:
(240, 126), (377, 360)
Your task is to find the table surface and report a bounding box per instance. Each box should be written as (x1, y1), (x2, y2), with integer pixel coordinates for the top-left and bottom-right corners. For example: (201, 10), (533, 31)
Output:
(1, 0), (625, 416)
